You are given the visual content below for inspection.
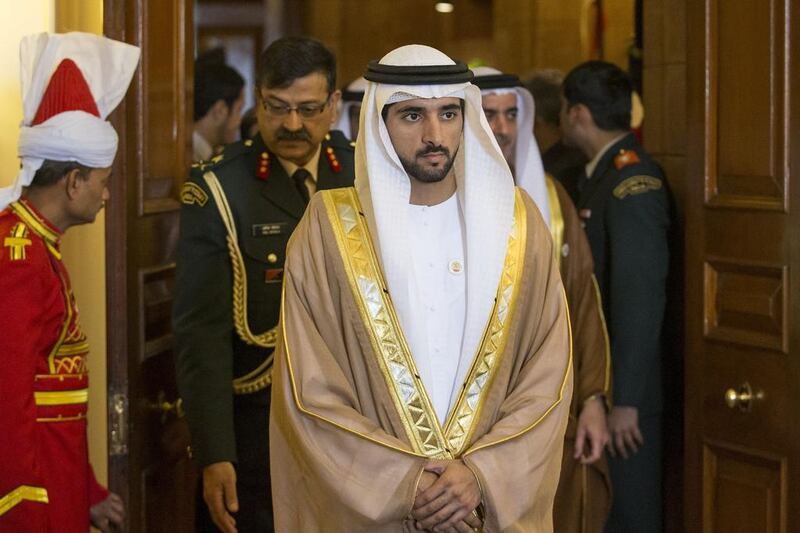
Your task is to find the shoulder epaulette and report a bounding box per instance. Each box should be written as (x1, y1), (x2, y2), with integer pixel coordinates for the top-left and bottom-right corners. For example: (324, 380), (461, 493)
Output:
(325, 130), (356, 151)
(613, 175), (662, 199)
(193, 140), (254, 173)
(3, 222), (32, 261)
(614, 149), (640, 170)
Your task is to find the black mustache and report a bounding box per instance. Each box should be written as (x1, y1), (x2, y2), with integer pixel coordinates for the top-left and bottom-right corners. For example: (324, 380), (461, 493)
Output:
(277, 128), (311, 141)
(417, 145), (450, 157)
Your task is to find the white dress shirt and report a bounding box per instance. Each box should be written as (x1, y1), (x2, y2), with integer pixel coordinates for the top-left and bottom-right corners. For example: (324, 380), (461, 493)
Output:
(405, 193), (467, 424)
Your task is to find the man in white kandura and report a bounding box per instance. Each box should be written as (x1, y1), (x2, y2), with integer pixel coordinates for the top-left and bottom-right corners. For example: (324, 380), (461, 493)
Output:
(270, 44), (573, 532)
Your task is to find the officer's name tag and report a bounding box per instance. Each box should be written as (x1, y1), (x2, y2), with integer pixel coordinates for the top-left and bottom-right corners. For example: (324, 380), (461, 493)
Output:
(252, 222), (287, 237)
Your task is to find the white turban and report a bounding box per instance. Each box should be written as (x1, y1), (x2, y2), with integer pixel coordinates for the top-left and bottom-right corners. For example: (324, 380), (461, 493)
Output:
(0, 32), (140, 210)
(473, 66), (551, 227)
(356, 45), (516, 399)
(334, 76), (367, 139)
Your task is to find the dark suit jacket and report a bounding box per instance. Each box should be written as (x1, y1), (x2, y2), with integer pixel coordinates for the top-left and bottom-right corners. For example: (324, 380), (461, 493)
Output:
(543, 139), (588, 202)
(173, 131), (355, 468)
(576, 133), (670, 416)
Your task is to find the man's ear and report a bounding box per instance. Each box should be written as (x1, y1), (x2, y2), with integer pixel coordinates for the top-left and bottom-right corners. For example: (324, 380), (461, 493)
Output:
(575, 103), (594, 127)
(64, 168), (84, 200)
(329, 89), (342, 109)
(328, 90), (342, 127)
(210, 99), (230, 122)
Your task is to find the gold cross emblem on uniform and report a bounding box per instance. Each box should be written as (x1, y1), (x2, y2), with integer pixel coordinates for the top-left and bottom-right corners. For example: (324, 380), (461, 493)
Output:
(4, 222), (32, 261)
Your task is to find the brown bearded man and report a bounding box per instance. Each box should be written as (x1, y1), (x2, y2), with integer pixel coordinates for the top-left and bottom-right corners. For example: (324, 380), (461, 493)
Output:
(474, 67), (613, 533)
(270, 45), (572, 532)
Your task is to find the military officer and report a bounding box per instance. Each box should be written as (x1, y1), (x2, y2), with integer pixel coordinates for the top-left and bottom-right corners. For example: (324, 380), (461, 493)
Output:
(560, 60), (671, 533)
(173, 36), (355, 533)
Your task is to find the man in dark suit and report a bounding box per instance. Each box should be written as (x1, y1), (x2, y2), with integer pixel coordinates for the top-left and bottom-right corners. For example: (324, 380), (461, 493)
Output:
(173, 37), (355, 533)
(524, 69), (587, 201)
(560, 61), (671, 533)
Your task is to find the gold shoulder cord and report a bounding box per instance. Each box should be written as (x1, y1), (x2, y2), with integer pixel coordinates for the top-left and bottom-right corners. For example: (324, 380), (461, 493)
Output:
(545, 176), (564, 271)
(202, 171), (277, 394)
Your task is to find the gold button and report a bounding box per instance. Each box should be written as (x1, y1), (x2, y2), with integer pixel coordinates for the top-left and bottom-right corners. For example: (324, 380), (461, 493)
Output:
(267, 253), (278, 264)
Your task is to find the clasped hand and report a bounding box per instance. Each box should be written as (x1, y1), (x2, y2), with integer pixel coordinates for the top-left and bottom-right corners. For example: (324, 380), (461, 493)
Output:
(411, 459), (482, 532)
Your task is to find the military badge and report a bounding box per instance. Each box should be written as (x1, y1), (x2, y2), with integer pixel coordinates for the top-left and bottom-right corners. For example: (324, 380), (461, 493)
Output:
(613, 175), (662, 199)
(325, 146), (342, 173)
(614, 149), (640, 170)
(180, 182), (208, 207)
(4, 222), (32, 261)
(257, 151), (270, 180)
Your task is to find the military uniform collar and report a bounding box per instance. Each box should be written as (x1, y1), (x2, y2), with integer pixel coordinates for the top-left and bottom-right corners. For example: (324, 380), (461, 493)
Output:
(585, 132), (630, 179)
(277, 144), (321, 184)
(10, 197), (63, 257)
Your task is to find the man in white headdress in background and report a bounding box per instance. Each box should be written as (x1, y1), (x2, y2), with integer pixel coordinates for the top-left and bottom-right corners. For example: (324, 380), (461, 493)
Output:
(270, 44), (572, 532)
(0, 32), (139, 532)
(334, 76), (367, 141)
(474, 66), (612, 533)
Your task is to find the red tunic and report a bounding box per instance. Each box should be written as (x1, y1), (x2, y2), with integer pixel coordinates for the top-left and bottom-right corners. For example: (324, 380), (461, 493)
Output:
(0, 199), (107, 532)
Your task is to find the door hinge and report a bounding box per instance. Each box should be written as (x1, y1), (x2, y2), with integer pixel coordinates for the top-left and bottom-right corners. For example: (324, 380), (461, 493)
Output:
(109, 392), (128, 456)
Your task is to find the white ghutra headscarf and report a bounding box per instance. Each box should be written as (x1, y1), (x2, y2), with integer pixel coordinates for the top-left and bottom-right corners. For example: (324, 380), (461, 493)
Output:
(473, 66), (551, 227)
(334, 76), (367, 139)
(356, 45), (517, 403)
(0, 32), (140, 210)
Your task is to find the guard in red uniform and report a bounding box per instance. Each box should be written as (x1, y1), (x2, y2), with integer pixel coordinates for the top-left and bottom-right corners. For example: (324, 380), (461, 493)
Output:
(0, 32), (139, 532)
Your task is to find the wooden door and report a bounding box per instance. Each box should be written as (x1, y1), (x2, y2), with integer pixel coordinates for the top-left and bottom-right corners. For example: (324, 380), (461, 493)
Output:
(104, 1), (196, 531)
(685, 1), (799, 531)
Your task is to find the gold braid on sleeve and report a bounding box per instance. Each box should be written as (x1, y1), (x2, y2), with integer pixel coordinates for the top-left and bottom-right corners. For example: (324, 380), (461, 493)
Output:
(203, 171), (277, 394)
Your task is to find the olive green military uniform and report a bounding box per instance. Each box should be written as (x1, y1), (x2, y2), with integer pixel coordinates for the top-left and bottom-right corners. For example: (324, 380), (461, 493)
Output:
(575, 133), (671, 533)
(173, 131), (355, 532)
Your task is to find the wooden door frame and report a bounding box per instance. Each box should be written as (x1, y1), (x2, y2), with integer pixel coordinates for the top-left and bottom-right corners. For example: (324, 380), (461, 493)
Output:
(104, 0), (132, 505)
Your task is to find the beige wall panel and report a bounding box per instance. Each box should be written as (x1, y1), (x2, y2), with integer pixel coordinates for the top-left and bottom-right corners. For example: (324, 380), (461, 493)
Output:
(0, 0), (53, 185)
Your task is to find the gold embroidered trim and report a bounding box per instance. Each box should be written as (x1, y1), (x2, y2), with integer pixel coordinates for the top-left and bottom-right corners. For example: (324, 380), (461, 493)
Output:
(545, 177), (564, 271)
(47, 270), (74, 374)
(36, 413), (87, 423)
(34, 388), (89, 406)
(591, 275), (612, 399)
(10, 201), (59, 245)
(323, 188), (525, 459)
(4, 222), (31, 261)
(612, 175), (662, 199)
(0, 485), (48, 516)
(55, 339), (89, 356)
(53, 355), (87, 375)
(280, 276), (422, 458)
(465, 287), (574, 456)
(442, 189), (527, 455)
(323, 188), (449, 458)
(35, 373), (86, 380)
